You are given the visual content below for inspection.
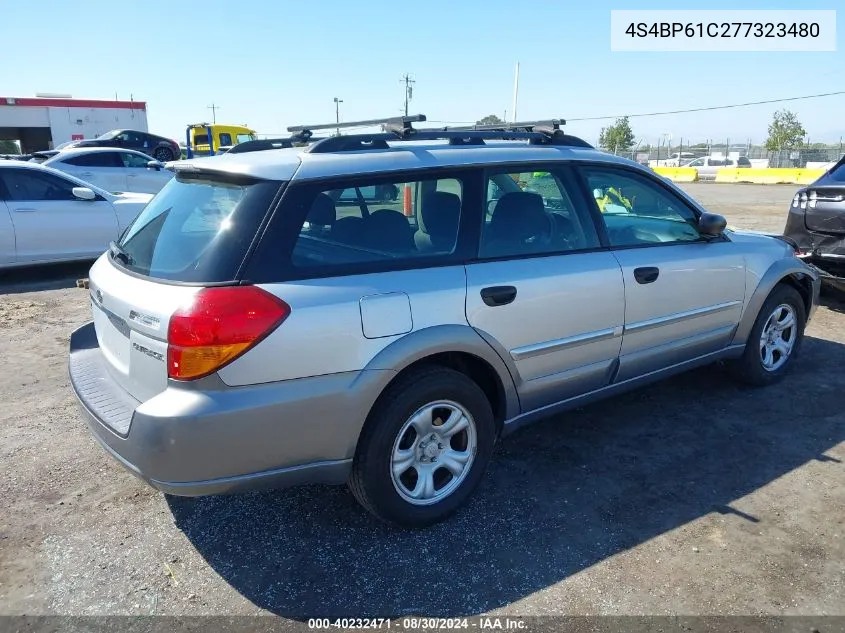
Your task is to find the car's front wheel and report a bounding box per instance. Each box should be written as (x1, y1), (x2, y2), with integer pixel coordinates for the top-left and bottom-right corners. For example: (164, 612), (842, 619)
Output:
(727, 283), (806, 386)
(349, 366), (496, 527)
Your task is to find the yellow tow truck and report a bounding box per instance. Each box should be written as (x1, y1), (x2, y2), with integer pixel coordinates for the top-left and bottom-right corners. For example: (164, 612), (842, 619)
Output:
(183, 123), (258, 158)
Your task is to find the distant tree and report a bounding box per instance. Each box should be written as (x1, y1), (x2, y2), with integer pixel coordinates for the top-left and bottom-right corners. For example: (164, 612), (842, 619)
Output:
(598, 116), (635, 153)
(476, 114), (505, 126)
(765, 109), (807, 151)
(0, 139), (19, 154)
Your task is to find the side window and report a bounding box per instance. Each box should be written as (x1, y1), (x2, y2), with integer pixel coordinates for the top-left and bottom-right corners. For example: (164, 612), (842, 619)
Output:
(582, 167), (702, 247)
(291, 176), (463, 268)
(64, 154), (97, 167)
(115, 131), (143, 144)
(2, 169), (77, 202)
(218, 133), (232, 146)
(194, 134), (209, 145)
(479, 168), (601, 259)
(96, 152), (124, 167)
(64, 153), (120, 167)
(120, 152), (153, 168)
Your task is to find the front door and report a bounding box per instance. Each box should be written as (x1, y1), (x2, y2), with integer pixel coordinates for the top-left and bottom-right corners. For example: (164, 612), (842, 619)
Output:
(119, 151), (172, 194)
(60, 150), (128, 193)
(578, 164), (746, 382)
(0, 167), (118, 262)
(465, 167), (626, 411)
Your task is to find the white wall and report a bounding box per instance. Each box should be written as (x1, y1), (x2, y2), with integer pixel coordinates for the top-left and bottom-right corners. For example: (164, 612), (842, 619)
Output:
(47, 106), (149, 146)
(0, 105), (49, 127)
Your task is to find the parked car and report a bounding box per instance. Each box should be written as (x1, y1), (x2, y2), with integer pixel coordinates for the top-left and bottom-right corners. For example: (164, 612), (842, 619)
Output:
(43, 147), (173, 194)
(783, 155), (845, 293)
(66, 129), (181, 163)
(0, 161), (152, 268)
(653, 152), (697, 168)
(683, 155), (752, 178)
(68, 115), (820, 528)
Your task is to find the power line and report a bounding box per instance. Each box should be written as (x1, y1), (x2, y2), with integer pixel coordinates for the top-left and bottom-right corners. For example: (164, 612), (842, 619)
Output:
(567, 90), (845, 122)
(425, 90), (845, 127)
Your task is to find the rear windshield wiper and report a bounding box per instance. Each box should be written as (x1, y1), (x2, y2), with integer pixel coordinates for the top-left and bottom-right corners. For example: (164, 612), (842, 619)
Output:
(109, 241), (134, 265)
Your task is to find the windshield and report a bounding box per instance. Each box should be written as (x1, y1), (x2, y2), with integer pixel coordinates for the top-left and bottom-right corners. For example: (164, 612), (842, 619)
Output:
(114, 174), (281, 282)
(827, 158), (845, 182)
(96, 130), (121, 140)
(237, 133), (257, 144)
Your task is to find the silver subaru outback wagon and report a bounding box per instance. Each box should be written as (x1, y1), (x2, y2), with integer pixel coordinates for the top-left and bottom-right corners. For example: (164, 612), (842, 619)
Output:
(68, 116), (820, 528)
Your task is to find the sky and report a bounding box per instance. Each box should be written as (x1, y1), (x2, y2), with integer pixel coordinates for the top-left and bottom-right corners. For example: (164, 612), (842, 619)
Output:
(2, 0), (843, 147)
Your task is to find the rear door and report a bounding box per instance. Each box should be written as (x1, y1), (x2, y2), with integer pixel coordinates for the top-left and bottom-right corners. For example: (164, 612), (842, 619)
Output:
(0, 167), (119, 262)
(464, 166), (625, 411)
(578, 164), (746, 382)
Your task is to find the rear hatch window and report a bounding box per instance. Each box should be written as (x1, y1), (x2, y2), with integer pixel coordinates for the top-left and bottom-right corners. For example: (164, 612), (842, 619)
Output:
(113, 173), (281, 282)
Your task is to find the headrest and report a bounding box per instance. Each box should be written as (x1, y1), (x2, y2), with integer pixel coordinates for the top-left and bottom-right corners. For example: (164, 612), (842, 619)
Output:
(421, 192), (461, 237)
(307, 193), (336, 227)
(488, 191), (547, 242)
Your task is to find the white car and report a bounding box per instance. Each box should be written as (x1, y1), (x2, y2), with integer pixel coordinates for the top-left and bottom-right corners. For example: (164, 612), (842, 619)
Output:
(0, 161), (153, 268)
(43, 147), (174, 194)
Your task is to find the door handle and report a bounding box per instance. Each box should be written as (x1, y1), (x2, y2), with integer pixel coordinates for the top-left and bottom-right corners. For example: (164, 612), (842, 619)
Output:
(13, 208), (36, 213)
(480, 285), (517, 307)
(633, 267), (660, 284)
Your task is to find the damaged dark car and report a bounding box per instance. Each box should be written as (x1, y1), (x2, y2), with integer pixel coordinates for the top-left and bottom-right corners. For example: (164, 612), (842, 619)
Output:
(784, 155), (845, 293)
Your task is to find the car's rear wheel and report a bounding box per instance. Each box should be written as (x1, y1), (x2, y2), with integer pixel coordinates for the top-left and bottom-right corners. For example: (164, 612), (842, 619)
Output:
(349, 366), (496, 528)
(153, 147), (174, 162)
(727, 284), (806, 386)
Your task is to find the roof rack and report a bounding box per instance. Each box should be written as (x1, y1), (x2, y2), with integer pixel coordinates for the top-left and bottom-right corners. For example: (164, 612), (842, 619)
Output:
(272, 113), (594, 154)
(287, 114), (426, 139)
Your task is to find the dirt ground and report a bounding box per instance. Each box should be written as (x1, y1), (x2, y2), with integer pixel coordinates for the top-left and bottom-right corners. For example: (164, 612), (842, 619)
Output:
(1, 184), (843, 621)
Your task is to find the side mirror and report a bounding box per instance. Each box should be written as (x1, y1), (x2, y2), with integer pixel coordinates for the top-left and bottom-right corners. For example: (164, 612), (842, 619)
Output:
(72, 186), (97, 201)
(146, 160), (163, 171)
(699, 212), (727, 236)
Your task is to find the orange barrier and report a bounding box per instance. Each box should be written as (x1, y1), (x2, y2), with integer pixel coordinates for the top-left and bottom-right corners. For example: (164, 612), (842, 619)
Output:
(403, 184), (413, 217)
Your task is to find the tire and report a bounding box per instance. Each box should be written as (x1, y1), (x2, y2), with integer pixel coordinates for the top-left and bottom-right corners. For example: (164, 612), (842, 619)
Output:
(153, 147), (174, 162)
(726, 283), (806, 386)
(349, 366), (496, 528)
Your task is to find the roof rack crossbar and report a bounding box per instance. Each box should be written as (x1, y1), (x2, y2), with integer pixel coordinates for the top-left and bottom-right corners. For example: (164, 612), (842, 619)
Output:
(287, 114), (426, 135)
(445, 119), (566, 132)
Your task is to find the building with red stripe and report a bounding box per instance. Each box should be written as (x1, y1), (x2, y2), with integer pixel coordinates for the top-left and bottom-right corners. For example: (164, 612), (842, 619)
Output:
(0, 95), (148, 153)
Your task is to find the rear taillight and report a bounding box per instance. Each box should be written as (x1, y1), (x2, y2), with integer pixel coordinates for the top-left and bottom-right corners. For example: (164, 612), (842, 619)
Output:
(167, 286), (290, 380)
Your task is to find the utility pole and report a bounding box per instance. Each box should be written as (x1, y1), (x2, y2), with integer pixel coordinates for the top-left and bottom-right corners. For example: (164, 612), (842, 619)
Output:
(400, 73), (415, 116)
(511, 62), (520, 123)
(333, 97), (343, 136)
(207, 103), (221, 124)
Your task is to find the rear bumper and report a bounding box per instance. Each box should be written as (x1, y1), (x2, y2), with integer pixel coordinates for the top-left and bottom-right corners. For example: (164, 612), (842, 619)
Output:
(68, 322), (389, 496)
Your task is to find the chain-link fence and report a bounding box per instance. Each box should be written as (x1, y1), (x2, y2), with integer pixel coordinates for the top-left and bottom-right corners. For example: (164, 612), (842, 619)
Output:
(602, 140), (844, 169)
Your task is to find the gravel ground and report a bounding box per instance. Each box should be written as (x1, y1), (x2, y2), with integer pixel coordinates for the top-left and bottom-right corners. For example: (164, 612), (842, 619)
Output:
(1, 185), (843, 621)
